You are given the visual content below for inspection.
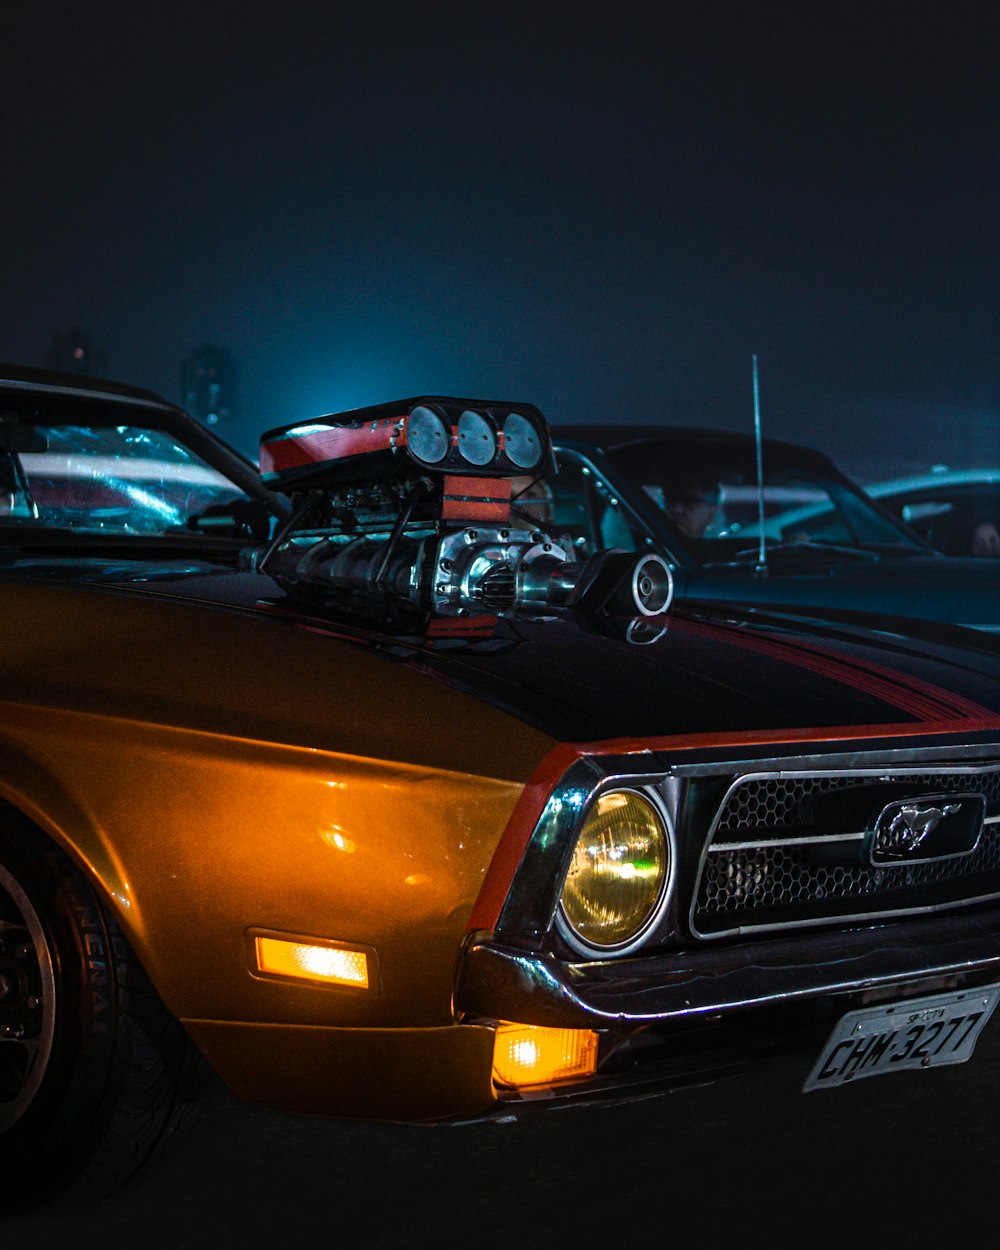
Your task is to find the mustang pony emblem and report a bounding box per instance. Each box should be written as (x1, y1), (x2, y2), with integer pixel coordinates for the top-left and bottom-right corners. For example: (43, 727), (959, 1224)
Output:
(887, 801), (962, 852)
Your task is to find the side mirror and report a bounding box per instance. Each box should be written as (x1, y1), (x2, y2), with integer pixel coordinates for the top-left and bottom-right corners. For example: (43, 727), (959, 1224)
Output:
(187, 499), (273, 542)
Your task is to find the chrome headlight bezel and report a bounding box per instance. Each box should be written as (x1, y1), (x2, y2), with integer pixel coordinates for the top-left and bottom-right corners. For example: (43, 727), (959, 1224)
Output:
(555, 784), (676, 959)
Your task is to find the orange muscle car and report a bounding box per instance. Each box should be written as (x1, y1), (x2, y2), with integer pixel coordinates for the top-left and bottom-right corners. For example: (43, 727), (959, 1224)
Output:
(3, 365), (1000, 1211)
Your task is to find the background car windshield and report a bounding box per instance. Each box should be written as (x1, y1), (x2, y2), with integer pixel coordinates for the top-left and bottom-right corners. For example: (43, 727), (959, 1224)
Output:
(604, 440), (918, 553)
(1, 423), (251, 534)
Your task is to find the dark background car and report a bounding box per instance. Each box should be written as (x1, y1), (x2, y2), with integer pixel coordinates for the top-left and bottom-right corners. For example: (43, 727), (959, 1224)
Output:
(861, 466), (1000, 558)
(543, 424), (1000, 635)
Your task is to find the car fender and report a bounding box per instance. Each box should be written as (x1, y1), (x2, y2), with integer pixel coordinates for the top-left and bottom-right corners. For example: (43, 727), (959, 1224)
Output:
(0, 726), (135, 922)
(0, 703), (530, 1032)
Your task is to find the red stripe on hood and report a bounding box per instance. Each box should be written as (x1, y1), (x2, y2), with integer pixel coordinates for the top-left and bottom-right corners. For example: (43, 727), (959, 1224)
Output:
(663, 615), (990, 722)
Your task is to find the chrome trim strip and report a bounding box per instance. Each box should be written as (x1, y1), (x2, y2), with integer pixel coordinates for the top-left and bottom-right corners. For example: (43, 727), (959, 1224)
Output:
(665, 744), (1000, 777)
(696, 885), (1000, 941)
(708, 811), (999, 854)
(707, 831), (867, 851)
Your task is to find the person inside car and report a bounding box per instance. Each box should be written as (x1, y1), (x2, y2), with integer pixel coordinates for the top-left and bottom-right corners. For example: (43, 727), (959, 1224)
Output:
(972, 517), (1000, 556)
(660, 465), (721, 539)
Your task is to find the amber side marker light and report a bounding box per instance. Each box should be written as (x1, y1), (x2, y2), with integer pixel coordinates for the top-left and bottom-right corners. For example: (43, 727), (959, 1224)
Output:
(492, 1023), (599, 1088)
(254, 934), (370, 989)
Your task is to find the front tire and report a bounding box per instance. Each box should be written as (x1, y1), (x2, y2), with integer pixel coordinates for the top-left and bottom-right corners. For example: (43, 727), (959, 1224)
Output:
(0, 813), (207, 1212)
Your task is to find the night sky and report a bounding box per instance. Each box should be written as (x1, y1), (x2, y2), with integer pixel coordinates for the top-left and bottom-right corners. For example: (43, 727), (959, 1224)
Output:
(1, 0), (997, 476)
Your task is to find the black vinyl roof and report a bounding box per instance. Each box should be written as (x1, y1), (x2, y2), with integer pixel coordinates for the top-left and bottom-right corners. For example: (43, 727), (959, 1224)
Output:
(0, 361), (179, 409)
(551, 422), (838, 471)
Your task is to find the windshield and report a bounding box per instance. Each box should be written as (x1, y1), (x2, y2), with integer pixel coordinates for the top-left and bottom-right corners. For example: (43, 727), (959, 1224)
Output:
(1, 421), (255, 537)
(611, 439), (919, 546)
(547, 435), (929, 565)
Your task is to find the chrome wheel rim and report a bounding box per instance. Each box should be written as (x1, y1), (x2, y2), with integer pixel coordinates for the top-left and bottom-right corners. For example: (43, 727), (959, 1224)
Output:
(0, 863), (56, 1134)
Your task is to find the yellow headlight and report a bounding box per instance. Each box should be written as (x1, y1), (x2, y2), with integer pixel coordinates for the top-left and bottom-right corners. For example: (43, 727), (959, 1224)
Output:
(559, 789), (669, 951)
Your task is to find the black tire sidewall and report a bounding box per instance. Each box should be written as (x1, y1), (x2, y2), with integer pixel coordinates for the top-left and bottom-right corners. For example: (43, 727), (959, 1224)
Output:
(0, 818), (125, 1207)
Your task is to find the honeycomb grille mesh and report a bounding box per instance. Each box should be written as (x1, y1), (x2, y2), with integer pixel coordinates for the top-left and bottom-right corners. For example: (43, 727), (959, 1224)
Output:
(712, 770), (1000, 839)
(693, 766), (1000, 935)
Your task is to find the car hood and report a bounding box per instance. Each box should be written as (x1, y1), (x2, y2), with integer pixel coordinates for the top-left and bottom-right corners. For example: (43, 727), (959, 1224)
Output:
(21, 557), (999, 751)
(678, 552), (1000, 632)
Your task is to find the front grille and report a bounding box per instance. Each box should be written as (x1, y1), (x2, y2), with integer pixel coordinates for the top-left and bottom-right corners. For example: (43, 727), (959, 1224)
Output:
(691, 764), (1000, 936)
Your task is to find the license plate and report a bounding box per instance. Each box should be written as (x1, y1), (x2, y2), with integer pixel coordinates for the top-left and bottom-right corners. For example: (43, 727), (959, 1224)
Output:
(804, 986), (1000, 1092)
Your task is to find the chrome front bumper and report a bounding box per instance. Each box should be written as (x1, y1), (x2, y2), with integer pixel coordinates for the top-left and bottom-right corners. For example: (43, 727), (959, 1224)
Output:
(457, 903), (1000, 1028)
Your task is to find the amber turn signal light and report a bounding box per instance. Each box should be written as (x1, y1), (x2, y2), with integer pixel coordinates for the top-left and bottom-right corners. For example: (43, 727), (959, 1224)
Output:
(252, 931), (371, 989)
(492, 1023), (599, 1088)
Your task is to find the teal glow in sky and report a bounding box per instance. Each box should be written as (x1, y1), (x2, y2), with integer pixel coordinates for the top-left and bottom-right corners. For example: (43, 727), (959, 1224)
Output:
(1, 0), (997, 476)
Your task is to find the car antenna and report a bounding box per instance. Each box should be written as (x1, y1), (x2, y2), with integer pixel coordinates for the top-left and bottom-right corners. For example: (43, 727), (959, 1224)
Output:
(752, 352), (767, 574)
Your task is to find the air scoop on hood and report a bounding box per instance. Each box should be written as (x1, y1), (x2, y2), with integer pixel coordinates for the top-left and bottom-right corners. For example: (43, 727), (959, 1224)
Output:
(240, 394), (674, 624)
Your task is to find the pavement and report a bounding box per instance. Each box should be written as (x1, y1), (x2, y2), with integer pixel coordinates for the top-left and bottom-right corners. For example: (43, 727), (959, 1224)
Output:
(5, 1030), (1000, 1244)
